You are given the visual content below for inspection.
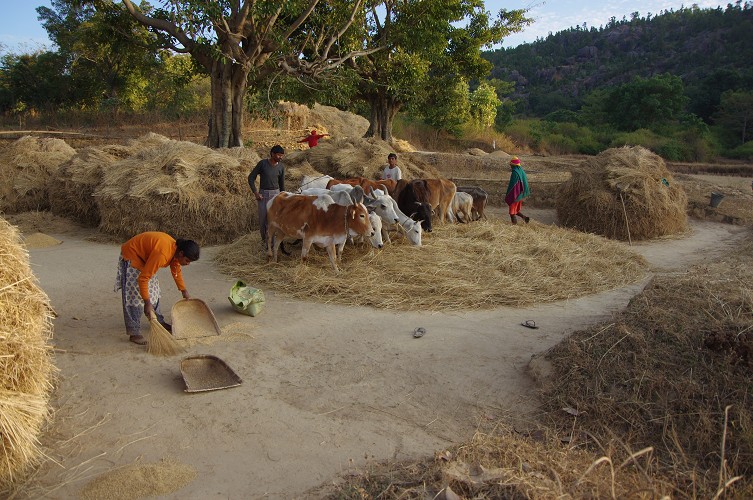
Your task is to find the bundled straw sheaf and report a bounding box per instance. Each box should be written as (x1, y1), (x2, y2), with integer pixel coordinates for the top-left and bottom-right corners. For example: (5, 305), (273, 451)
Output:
(215, 220), (648, 311)
(93, 138), (258, 245)
(556, 146), (688, 240)
(49, 145), (133, 226)
(0, 136), (76, 214)
(0, 217), (56, 489)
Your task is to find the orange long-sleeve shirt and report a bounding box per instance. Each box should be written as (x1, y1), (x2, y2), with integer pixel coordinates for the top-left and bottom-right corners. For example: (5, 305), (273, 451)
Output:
(120, 232), (186, 302)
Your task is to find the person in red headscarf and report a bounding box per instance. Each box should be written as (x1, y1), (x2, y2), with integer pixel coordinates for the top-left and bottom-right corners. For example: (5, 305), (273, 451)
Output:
(505, 156), (531, 224)
(298, 129), (329, 148)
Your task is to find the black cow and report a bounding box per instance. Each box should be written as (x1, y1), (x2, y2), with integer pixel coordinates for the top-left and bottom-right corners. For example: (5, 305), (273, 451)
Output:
(456, 186), (488, 220)
(396, 180), (433, 232)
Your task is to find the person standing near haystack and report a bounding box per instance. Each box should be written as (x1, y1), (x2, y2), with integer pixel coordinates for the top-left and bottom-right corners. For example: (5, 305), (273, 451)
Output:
(298, 129), (329, 148)
(505, 156), (531, 224)
(116, 232), (199, 345)
(381, 153), (402, 181)
(248, 145), (286, 248)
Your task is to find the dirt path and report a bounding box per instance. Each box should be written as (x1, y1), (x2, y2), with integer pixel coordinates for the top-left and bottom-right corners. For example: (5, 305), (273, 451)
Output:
(16, 213), (748, 498)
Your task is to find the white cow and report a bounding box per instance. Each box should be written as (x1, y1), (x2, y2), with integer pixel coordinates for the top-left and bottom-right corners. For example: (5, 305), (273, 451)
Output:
(384, 197), (422, 246)
(448, 192), (474, 223)
(298, 174), (334, 191)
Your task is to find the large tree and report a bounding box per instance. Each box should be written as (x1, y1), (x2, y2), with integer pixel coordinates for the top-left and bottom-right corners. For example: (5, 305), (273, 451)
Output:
(118, 0), (379, 148)
(354, 0), (530, 141)
(38, 0), (164, 111)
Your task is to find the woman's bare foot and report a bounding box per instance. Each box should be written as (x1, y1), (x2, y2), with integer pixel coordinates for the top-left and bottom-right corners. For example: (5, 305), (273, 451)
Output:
(129, 335), (147, 345)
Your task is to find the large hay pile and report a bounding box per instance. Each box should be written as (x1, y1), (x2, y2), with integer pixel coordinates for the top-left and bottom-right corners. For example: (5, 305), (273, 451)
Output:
(556, 146), (688, 240)
(0, 136), (76, 213)
(215, 220), (648, 310)
(539, 239), (753, 496)
(94, 137), (257, 245)
(48, 145), (133, 226)
(284, 137), (439, 183)
(0, 217), (56, 490)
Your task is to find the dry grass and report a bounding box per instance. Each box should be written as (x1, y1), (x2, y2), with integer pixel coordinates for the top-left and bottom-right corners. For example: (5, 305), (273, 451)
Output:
(215, 219), (648, 311)
(557, 146), (688, 241)
(0, 217), (56, 490)
(48, 144), (141, 226)
(0, 136), (76, 213)
(284, 137), (440, 182)
(539, 236), (753, 497)
(93, 135), (259, 245)
(310, 422), (673, 499)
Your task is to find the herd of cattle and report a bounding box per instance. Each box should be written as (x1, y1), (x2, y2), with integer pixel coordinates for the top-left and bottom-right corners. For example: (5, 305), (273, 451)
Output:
(265, 175), (489, 271)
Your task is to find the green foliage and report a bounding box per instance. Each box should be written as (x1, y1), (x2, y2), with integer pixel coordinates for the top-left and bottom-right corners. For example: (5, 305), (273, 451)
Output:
(544, 109), (579, 123)
(726, 141), (753, 160)
(603, 74), (688, 130)
(469, 81), (501, 128)
(485, 4), (753, 124)
(423, 78), (471, 137)
(713, 90), (753, 146)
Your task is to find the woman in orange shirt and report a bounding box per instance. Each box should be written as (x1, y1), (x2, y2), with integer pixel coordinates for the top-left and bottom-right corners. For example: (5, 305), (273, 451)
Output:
(115, 232), (200, 345)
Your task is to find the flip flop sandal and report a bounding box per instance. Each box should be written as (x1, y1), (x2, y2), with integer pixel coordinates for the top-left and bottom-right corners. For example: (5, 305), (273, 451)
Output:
(413, 327), (426, 338)
(521, 320), (539, 329)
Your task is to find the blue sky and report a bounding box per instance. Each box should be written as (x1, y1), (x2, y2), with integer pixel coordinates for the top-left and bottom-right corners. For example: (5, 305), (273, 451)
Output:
(0, 0), (729, 55)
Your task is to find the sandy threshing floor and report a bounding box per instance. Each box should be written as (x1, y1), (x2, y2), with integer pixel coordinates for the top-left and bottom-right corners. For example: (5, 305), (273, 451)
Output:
(13, 208), (749, 498)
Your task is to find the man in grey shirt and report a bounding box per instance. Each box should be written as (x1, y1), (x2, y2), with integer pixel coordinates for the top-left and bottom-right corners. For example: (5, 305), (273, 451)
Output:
(248, 145), (285, 249)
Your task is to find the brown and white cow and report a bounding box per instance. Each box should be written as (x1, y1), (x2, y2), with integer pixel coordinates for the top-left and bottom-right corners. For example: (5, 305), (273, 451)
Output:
(266, 190), (373, 271)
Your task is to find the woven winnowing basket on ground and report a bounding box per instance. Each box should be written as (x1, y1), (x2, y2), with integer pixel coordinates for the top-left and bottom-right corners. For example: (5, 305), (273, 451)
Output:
(556, 146), (688, 241)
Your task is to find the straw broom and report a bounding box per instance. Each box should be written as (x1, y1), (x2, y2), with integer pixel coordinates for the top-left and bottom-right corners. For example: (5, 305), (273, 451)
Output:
(146, 312), (184, 356)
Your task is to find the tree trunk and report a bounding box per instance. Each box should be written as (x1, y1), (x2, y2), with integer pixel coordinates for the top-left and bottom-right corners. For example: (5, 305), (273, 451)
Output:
(364, 95), (401, 142)
(206, 60), (250, 148)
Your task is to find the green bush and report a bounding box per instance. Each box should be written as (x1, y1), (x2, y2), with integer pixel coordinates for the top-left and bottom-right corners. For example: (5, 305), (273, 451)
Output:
(726, 141), (753, 160)
(539, 133), (578, 154)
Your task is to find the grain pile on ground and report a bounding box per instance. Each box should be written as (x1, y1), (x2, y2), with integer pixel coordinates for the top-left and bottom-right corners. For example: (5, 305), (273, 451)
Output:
(93, 137), (256, 245)
(310, 422), (673, 498)
(22, 233), (61, 249)
(48, 145), (133, 226)
(0, 217), (56, 491)
(4, 211), (83, 236)
(0, 136), (76, 213)
(284, 137), (438, 182)
(537, 238), (753, 497)
(79, 458), (196, 499)
(215, 220), (648, 310)
(556, 146), (688, 240)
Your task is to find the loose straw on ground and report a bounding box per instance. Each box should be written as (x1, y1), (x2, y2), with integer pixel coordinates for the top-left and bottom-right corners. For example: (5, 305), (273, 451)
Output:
(215, 218), (649, 311)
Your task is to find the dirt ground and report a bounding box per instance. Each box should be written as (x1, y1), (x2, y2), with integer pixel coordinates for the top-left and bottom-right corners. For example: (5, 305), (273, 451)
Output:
(6, 204), (747, 499)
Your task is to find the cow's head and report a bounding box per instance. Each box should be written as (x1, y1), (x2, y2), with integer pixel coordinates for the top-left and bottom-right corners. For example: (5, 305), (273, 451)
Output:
(364, 194), (400, 224)
(349, 185), (365, 205)
(347, 203), (373, 237)
(411, 201), (433, 232)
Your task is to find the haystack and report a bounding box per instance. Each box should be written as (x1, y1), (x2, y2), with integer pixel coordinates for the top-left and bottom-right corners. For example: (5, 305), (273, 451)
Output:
(556, 146), (688, 240)
(49, 146), (132, 226)
(93, 138), (256, 245)
(284, 137), (439, 184)
(0, 136), (76, 213)
(0, 217), (56, 489)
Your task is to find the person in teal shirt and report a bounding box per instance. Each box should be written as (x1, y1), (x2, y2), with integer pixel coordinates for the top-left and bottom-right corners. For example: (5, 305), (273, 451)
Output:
(504, 156), (531, 224)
